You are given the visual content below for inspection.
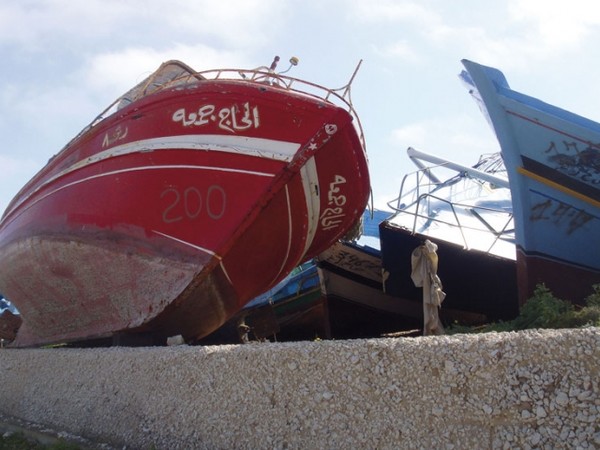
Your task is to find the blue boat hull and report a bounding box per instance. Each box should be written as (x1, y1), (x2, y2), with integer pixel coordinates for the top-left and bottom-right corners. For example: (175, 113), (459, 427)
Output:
(462, 60), (600, 304)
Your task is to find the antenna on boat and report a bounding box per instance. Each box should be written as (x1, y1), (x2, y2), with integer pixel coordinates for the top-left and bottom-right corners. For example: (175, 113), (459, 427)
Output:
(251, 55), (299, 77)
(332, 59), (363, 102)
(278, 56), (300, 75)
(269, 56), (280, 72)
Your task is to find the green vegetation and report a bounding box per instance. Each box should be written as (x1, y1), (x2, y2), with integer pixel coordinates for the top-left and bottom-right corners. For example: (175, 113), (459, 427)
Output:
(448, 284), (600, 334)
(0, 432), (80, 450)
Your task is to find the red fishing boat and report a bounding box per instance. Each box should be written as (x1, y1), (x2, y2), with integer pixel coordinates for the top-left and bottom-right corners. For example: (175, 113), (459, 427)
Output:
(0, 57), (370, 347)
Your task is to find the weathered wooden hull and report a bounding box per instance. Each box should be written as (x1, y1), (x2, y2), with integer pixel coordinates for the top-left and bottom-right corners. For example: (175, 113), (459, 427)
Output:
(462, 60), (600, 304)
(0, 63), (370, 346)
(0, 310), (21, 342)
(318, 207), (494, 336)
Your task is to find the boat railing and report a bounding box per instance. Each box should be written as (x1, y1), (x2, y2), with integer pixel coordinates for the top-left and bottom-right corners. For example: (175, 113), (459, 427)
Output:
(387, 152), (514, 255)
(410, 192), (514, 250)
(194, 64), (366, 150)
(71, 59), (366, 157)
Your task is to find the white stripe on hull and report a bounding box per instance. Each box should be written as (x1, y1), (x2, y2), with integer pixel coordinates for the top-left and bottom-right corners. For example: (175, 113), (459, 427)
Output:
(300, 156), (321, 258)
(152, 230), (220, 259)
(151, 230), (235, 286)
(65, 134), (300, 179)
(271, 185), (294, 285)
(262, 156), (321, 287)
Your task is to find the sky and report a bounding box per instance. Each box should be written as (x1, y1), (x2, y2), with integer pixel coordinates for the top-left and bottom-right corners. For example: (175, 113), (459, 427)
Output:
(2, 0), (600, 214)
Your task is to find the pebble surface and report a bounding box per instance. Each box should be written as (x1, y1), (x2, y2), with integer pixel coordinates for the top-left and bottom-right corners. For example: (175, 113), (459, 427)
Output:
(0, 328), (598, 449)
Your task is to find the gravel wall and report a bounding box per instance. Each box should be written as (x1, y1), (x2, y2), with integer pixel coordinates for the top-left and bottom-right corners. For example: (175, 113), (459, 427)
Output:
(0, 328), (599, 449)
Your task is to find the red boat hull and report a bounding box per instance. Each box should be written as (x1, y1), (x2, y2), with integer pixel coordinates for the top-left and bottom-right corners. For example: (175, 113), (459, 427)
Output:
(516, 248), (600, 306)
(0, 71), (370, 346)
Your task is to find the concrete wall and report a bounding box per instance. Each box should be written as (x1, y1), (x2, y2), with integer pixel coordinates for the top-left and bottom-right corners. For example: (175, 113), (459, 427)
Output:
(0, 328), (598, 449)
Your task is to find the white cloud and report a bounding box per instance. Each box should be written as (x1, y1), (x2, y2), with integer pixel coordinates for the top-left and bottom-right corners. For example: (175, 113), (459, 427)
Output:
(0, 0), (287, 50)
(346, 0), (600, 70)
(372, 40), (423, 63)
(81, 44), (251, 96)
(452, 0), (600, 69)
(0, 1), (135, 49)
(157, 0), (288, 46)
(0, 154), (42, 213)
(508, 0), (600, 48)
(390, 114), (498, 165)
(391, 122), (428, 148)
(0, 154), (39, 174)
(348, 0), (441, 26)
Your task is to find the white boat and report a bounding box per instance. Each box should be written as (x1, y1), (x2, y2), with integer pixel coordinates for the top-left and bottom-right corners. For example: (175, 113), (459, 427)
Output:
(380, 148), (519, 322)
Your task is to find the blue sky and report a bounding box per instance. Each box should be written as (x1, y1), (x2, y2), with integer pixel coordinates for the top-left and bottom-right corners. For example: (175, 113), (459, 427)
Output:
(2, 0), (600, 214)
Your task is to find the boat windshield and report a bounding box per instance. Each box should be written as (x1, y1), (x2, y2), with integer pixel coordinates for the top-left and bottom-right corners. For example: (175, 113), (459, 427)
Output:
(387, 150), (515, 259)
